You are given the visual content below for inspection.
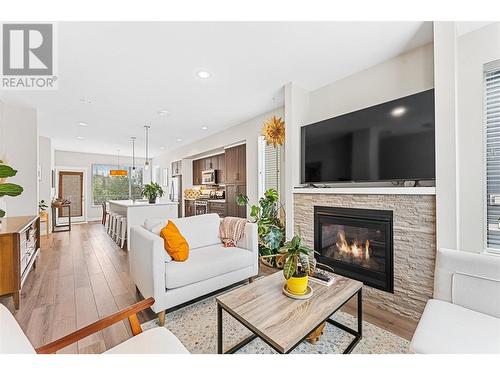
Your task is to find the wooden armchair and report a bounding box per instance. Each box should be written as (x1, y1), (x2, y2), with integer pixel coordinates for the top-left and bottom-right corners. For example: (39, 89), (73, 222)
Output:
(1, 297), (189, 354)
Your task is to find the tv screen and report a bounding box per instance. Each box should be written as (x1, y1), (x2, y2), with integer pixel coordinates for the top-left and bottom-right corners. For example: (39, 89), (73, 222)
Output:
(301, 89), (435, 184)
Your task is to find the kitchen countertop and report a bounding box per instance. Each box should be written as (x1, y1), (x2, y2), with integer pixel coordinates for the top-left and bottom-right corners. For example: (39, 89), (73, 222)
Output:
(184, 198), (226, 203)
(108, 200), (179, 207)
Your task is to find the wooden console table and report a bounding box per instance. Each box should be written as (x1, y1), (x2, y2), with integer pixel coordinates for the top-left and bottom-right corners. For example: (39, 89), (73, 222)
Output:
(0, 216), (40, 309)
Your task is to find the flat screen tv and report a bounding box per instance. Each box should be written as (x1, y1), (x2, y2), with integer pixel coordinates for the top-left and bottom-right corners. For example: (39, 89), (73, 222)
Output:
(301, 89), (435, 184)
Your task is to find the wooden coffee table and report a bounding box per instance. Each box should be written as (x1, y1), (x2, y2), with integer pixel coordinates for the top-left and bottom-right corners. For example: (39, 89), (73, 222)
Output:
(216, 271), (363, 354)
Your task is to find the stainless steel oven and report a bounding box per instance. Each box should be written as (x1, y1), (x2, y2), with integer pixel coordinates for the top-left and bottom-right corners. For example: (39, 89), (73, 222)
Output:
(195, 200), (208, 215)
(201, 169), (217, 185)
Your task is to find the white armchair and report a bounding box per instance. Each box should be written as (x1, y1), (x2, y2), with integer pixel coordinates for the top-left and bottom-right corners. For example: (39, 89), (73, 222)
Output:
(410, 248), (500, 353)
(0, 297), (189, 354)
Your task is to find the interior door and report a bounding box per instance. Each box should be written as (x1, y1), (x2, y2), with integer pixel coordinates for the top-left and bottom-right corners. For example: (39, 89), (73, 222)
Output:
(58, 170), (85, 222)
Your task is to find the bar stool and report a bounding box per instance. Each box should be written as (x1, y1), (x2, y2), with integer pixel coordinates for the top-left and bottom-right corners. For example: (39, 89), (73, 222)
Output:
(107, 212), (116, 236)
(116, 217), (127, 249)
(112, 214), (123, 242)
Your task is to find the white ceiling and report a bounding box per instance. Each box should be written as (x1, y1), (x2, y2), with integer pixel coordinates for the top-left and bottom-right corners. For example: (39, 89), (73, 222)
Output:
(0, 22), (433, 158)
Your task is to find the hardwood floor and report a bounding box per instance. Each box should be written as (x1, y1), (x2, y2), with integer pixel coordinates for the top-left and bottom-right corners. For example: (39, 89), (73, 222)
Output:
(0, 222), (155, 354)
(1, 222), (416, 354)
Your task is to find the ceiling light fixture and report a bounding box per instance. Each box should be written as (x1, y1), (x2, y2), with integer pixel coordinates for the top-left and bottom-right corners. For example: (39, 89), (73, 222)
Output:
(159, 146), (166, 150)
(177, 138), (183, 142)
(391, 106), (407, 117)
(201, 126), (208, 130)
(158, 110), (170, 116)
(197, 70), (211, 79)
(144, 125), (151, 171)
(78, 122), (88, 127)
(76, 136), (84, 140)
(110, 150), (127, 176)
(131, 137), (136, 171)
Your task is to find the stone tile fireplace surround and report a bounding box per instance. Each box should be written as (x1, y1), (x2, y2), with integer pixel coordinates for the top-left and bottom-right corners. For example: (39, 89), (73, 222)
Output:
(294, 189), (436, 321)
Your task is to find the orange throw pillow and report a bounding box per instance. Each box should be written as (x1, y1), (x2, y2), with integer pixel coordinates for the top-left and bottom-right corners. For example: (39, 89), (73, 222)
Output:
(160, 221), (189, 261)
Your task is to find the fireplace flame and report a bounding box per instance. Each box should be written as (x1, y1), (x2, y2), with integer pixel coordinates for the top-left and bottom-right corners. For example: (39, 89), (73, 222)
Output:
(336, 230), (371, 260)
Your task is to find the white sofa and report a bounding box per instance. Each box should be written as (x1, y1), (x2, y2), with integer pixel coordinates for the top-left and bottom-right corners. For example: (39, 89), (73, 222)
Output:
(410, 248), (500, 353)
(129, 213), (259, 323)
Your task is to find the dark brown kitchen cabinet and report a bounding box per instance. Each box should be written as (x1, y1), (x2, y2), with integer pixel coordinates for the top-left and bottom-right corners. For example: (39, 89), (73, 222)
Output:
(184, 200), (195, 217)
(217, 154), (225, 184)
(193, 154), (225, 185)
(208, 201), (227, 217)
(225, 144), (246, 184)
(192, 159), (202, 185)
(226, 183), (246, 218)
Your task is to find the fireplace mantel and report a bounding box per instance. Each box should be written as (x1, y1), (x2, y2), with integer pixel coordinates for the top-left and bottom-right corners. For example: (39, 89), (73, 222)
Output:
(293, 186), (435, 195)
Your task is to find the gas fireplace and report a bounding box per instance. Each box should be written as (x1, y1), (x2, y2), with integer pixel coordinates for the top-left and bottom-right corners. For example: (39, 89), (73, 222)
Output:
(314, 206), (394, 292)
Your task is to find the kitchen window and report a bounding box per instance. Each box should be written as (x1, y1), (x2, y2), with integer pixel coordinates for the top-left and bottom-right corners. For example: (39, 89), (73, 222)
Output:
(92, 164), (143, 205)
(485, 61), (500, 252)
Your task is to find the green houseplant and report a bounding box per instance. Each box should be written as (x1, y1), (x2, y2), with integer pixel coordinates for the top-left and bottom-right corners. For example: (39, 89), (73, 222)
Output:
(236, 188), (285, 267)
(39, 200), (48, 212)
(141, 182), (164, 204)
(263, 233), (316, 295)
(0, 161), (24, 220)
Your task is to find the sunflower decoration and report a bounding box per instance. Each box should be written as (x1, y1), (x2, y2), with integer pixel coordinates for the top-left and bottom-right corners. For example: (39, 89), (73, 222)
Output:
(262, 115), (285, 147)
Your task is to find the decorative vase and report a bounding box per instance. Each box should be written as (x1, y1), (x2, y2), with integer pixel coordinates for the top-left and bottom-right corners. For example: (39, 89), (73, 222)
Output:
(286, 274), (309, 295)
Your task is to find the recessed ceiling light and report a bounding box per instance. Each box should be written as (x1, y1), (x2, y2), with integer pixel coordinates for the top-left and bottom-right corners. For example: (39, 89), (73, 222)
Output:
(78, 122), (88, 127)
(197, 70), (211, 79)
(79, 97), (93, 104)
(158, 110), (170, 116)
(177, 138), (183, 142)
(201, 126), (208, 130)
(391, 106), (407, 117)
(76, 136), (84, 140)
(159, 146), (166, 150)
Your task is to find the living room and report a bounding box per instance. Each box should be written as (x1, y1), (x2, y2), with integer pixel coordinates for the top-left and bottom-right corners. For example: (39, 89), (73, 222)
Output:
(0, 1), (499, 374)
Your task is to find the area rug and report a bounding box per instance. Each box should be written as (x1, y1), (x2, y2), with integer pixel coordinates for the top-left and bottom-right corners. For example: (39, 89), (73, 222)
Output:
(141, 292), (410, 354)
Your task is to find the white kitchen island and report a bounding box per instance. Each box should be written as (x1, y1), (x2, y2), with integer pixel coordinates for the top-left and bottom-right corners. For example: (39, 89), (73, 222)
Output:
(108, 200), (179, 250)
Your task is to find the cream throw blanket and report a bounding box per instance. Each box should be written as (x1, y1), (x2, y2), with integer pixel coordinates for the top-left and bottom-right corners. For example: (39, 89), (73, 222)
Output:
(219, 217), (247, 247)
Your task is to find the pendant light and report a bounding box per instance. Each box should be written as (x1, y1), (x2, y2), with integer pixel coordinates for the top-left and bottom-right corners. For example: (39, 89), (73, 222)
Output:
(110, 149), (127, 176)
(144, 125), (150, 171)
(131, 136), (136, 171)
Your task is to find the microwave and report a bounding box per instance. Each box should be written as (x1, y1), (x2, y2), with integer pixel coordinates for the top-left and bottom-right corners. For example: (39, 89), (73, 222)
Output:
(201, 169), (217, 185)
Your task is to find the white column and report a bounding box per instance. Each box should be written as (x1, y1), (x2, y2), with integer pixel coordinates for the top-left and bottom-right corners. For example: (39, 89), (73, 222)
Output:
(284, 82), (310, 237)
(434, 21), (459, 250)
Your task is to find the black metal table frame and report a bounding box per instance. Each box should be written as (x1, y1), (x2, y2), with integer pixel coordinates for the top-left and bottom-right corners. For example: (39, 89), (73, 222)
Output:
(217, 288), (362, 354)
(51, 205), (72, 233)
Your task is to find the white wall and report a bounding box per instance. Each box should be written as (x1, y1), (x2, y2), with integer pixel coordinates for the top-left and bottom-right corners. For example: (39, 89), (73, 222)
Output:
(55, 150), (146, 221)
(306, 43), (435, 125)
(285, 43), (435, 235)
(0, 101), (38, 217)
(284, 82), (309, 235)
(153, 108), (285, 211)
(433, 22), (459, 251)
(38, 136), (53, 232)
(457, 23), (500, 252)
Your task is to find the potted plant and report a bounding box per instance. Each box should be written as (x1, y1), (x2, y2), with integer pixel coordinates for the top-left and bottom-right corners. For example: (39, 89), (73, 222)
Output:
(141, 182), (164, 204)
(236, 189), (286, 267)
(39, 200), (48, 212)
(263, 233), (316, 295)
(0, 161), (24, 224)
